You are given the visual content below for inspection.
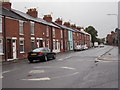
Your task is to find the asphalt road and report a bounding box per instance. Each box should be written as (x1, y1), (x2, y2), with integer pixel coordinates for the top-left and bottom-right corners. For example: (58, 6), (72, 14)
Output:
(2, 45), (118, 88)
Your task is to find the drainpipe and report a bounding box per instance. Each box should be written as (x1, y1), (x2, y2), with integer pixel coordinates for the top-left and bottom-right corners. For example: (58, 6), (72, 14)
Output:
(51, 26), (53, 52)
(73, 31), (75, 50)
(63, 29), (65, 52)
(3, 15), (7, 61)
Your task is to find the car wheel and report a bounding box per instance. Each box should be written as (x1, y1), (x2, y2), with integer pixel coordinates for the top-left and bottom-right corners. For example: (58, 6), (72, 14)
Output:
(44, 56), (48, 62)
(53, 54), (56, 59)
(29, 60), (33, 63)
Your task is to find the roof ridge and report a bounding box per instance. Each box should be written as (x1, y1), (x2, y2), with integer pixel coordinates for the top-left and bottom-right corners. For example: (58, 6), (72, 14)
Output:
(11, 9), (59, 28)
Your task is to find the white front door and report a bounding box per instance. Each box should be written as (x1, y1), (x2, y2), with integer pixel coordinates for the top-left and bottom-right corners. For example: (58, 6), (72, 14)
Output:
(37, 40), (39, 48)
(12, 40), (17, 59)
(57, 41), (60, 53)
(43, 41), (45, 48)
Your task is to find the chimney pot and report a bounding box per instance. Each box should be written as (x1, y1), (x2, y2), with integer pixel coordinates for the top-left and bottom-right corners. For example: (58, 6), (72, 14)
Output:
(76, 26), (81, 31)
(71, 24), (76, 29)
(2, 1), (11, 10)
(43, 14), (52, 22)
(27, 8), (38, 18)
(55, 18), (62, 25)
(63, 22), (70, 27)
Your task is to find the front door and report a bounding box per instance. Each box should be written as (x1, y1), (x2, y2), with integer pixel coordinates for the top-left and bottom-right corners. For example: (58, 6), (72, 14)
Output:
(12, 40), (17, 59)
(57, 41), (60, 52)
(39, 40), (43, 47)
(7, 39), (12, 59)
(43, 41), (45, 48)
(37, 40), (39, 48)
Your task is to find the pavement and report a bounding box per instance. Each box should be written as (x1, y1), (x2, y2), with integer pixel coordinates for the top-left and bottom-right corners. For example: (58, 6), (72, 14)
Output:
(1, 46), (118, 66)
(1, 51), (75, 66)
(97, 46), (118, 61)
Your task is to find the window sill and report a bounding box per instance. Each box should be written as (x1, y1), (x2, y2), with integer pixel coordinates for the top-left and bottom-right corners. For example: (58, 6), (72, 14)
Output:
(20, 52), (25, 54)
(31, 34), (35, 36)
(20, 34), (24, 35)
(0, 53), (4, 55)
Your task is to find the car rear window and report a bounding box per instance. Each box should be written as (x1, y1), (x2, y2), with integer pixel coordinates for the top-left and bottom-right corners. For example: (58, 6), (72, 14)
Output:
(32, 48), (45, 52)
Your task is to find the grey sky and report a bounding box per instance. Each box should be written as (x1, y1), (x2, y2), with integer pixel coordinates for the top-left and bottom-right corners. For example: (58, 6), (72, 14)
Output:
(11, 0), (119, 38)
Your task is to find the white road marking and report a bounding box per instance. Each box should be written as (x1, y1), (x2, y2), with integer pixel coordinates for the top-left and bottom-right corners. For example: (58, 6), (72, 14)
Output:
(2, 68), (19, 74)
(96, 57), (118, 62)
(58, 58), (64, 61)
(22, 77), (51, 81)
(65, 56), (71, 59)
(3, 70), (14, 74)
(29, 70), (45, 74)
(0, 76), (3, 79)
(60, 67), (75, 70)
(34, 66), (52, 69)
(58, 56), (72, 61)
(52, 72), (79, 79)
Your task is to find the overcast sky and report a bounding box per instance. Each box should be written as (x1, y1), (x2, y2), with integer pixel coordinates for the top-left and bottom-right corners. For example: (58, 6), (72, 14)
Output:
(10, 0), (119, 38)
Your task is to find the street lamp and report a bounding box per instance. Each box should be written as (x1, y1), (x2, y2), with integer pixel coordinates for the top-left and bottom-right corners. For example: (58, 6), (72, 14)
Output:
(107, 14), (118, 28)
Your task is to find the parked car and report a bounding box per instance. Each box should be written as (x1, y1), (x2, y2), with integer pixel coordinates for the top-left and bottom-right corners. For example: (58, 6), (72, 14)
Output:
(27, 48), (56, 63)
(94, 42), (98, 48)
(99, 44), (104, 48)
(81, 45), (85, 50)
(74, 45), (82, 51)
(83, 44), (88, 50)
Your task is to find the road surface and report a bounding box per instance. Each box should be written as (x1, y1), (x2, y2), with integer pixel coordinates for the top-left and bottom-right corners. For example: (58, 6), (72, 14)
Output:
(2, 45), (118, 88)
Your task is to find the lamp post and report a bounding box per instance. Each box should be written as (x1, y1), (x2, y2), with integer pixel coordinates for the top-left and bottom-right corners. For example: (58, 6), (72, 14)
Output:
(107, 14), (118, 28)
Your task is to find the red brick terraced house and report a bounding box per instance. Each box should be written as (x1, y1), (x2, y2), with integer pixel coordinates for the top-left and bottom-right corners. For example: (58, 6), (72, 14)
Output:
(84, 32), (91, 48)
(74, 29), (85, 46)
(80, 28), (91, 47)
(63, 22), (75, 51)
(1, 1), (60, 61)
(75, 28), (84, 46)
(53, 18), (73, 52)
(1, 6), (27, 61)
(106, 31), (117, 46)
(43, 15), (62, 53)
(71, 24), (81, 48)
(13, 9), (61, 53)
(1, 1), (91, 61)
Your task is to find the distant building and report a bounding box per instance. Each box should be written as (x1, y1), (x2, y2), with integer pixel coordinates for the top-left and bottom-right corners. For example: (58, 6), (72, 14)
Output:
(106, 31), (118, 46)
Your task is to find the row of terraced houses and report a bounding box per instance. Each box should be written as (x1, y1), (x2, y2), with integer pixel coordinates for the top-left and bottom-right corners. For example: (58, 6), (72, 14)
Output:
(0, 1), (91, 61)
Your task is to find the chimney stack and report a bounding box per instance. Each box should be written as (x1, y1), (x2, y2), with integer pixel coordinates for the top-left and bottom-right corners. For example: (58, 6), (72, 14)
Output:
(55, 18), (62, 25)
(71, 24), (76, 29)
(43, 15), (52, 22)
(63, 22), (70, 27)
(76, 26), (81, 31)
(2, 0), (11, 10)
(27, 8), (38, 18)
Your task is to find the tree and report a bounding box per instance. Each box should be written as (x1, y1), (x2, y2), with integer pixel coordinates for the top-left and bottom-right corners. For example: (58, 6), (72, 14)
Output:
(96, 38), (105, 44)
(85, 26), (98, 44)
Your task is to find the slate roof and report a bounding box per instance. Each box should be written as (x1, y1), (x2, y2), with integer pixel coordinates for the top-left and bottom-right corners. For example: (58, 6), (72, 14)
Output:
(0, 8), (89, 35)
(53, 22), (75, 32)
(0, 8), (26, 21)
(81, 30), (91, 35)
(12, 9), (59, 28)
(53, 22), (86, 34)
